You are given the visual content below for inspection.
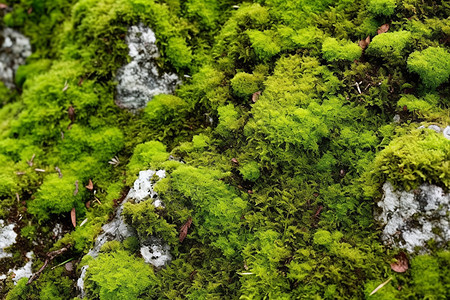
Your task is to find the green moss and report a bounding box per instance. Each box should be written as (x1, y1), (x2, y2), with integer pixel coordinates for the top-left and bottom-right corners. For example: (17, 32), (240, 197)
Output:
(239, 161), (260, 182)
(370, 130), (450, 191)
(367, 31), (412, 59)
(367, 0), (397, 16)
(127, 141), (168, 184)
(231, 72), (261, 98)
(411, 254), (446, 298)
(322, 37), (362, 62)
(407, 47), (450, 88)
(85, 249), (158, 300)
(28, 173), (86, 222)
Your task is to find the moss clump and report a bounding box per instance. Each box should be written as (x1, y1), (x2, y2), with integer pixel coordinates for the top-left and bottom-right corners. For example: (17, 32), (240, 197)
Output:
(230, 72), (261, 97)
(367, 0), (397, 16)
(367, 31), (412, 59)
(85, 249), (158, 300)
(370, 130), (450, 191)
(321, 37), (362, 62)
(239, 161), (260, 182)
(127, 141), (168, 184)
(28, 174), (86, 222)
(407, 47), (450, 88)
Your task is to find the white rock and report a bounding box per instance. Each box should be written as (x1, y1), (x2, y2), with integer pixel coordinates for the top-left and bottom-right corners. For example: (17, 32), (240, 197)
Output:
(87, 169), (166, 258)
(77, 265), (88, 298)
(376, 182), (450, 253)
(443, 126), (450, 140)
(0, 220), (17, 259)
(8, 251), (34, 284)
(427, 125), (441, 133)
(116, 24), (180, 110)
(0, 28), (31, 89)
(140, 237), (172, 268)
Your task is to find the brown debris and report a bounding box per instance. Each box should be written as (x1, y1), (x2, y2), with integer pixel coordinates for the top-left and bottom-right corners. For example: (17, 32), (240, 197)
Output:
(179, 217), (193, 243)
(252, 91), (261, 103)
(73, 180), (79, 196)
(71, 208), (76, 228)
(359, 35), (371, 49)
(85, 179), (94, 190)
(27, 245), (72, 285)
(377, 24), (390, 35)
(390, 252), (408, 273)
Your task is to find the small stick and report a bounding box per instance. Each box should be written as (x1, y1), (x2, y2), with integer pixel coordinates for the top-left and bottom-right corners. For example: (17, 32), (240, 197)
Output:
(27, 154), (36, 166)
(27, 245), (71, 284)
(55, 167), (63, 178)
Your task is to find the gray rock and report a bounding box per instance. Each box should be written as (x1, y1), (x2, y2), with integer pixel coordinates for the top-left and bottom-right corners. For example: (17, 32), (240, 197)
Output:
(116, 24), (180, 110)
(427, 125), (441, 133)
(376, 182), (449, 253)
(0, 28), (31, 89)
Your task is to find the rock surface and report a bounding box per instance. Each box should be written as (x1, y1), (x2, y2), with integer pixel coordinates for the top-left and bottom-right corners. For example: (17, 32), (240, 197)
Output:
(79, 169), (171, 297)
(0, 220), (17, 259)
(115, 24), (180, 110)
(0, 27), (31, 89)
(376, 182), (449, 253)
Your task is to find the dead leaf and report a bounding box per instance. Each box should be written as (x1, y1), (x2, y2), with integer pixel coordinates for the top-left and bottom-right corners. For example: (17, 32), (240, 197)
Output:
(0, 4), (9, 9)
(231, 158), (239, 164)
(391, 252), (408, 273)
(359, 35), (371, 49)
(27, 7), (32, 14)
(377, 24), (390, 35)
(179, 217), (192, 243)
(252, 91), (261, 103)
(73, 180), (79, 196)
(370, 278), (392, 296)
(85, 179), (94, 190)
(68, 105), (75, 123)
(70, 208), (76, 228)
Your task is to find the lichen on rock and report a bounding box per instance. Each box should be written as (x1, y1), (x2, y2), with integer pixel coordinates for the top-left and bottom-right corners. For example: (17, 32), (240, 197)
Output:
(376, 182), (449, 253)
(115, 24), (180, 111)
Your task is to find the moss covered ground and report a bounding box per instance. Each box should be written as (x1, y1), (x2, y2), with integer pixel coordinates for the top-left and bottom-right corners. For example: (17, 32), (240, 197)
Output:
(0, 0), (449, 299)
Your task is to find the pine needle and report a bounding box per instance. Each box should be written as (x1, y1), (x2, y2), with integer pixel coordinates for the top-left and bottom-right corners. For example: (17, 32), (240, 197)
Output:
(369, 277), (392, 296)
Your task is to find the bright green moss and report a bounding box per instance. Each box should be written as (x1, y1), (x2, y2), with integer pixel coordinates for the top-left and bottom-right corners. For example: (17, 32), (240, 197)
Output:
(239, 161), (260, 182)
(411, 255), (446, 298)
(367, 31), (412, 59)
(166, 37), (193, 70)
(246, 30), (281, 61)
(127, 141), (168, 183)
(231, 72), (260, 97)
(407, 47), (450, 88)
(144, 94), (188, 127)
(85, 249), (158, 300)
(370, 130), (450, 191)
(28, 173), (86, 222)
(313, 229), (332, 246)
(322, 37), (362, 62)
(123, 201), (178, 246)
(367, 0), (397, 16)
(397, 94), (436, 115)
(170, 165), (247, 257)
